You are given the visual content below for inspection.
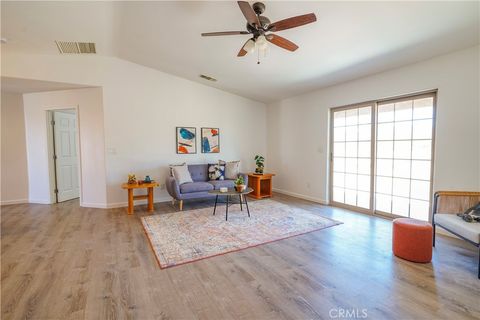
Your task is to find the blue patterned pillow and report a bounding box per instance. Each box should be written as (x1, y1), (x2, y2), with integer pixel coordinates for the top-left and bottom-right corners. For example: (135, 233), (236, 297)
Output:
(208, 164), (225, 180)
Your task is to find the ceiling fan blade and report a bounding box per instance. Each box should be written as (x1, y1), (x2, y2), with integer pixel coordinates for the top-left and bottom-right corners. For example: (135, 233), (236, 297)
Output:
(201, 31), (250, 36)
(266, 34), (299, 51)
(237, 39), (251, 57)
(269, 13), (316, 32)
(237, 1), (260, 28)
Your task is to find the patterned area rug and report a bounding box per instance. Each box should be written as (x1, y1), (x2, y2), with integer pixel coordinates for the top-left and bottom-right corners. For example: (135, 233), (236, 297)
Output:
(141, 199), (342, 268)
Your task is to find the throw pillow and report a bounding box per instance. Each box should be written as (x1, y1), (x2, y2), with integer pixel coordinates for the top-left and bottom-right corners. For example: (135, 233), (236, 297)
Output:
(169, 162), (186, 176)
(208, 163), (225, 181)
(172, 164), (193, 185)
(222, 160), (241, 180)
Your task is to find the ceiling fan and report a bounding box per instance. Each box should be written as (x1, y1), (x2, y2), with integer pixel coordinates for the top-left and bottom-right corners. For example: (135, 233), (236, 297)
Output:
(201, 1), (316, 61)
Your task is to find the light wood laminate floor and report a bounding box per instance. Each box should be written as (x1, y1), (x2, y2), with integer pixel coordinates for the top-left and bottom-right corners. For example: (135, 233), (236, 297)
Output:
(1, 194), (479, 319)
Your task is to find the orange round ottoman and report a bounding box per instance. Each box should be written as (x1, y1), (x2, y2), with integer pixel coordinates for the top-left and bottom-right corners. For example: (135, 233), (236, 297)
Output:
(392, 218), (433, 263)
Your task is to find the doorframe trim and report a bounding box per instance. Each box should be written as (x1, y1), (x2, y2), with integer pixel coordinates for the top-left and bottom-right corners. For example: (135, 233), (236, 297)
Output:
(46, 106), (82, 204)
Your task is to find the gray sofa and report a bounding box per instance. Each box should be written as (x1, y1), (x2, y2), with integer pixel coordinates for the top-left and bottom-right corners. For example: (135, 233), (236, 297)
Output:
(166, 164), (248, 210)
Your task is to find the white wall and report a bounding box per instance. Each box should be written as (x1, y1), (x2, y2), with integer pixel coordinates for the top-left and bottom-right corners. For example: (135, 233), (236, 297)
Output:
(267, 45), (480, 203)
(2, 54), (267, 207)
(1, 92), (29, 204)
(22, 88), (108, 206)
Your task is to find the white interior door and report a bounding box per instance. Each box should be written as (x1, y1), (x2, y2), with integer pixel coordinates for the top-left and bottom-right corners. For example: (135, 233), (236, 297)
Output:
(54, 111), (80, 202)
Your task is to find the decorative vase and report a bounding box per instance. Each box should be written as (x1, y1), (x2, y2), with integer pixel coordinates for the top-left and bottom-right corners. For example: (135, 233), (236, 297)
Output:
(235, 184), (246, 192)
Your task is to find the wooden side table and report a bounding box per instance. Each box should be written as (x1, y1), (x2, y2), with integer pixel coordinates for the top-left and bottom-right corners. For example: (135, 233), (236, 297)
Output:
(248, 173), (275, 199)
(121, 182), (159, 214)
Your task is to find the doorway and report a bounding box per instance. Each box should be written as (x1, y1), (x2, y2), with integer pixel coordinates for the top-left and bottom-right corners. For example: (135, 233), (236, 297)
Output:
(48, 109), (80, 203)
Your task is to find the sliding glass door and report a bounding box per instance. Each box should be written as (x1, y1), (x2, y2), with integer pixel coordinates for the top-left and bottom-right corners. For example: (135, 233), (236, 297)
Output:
(331, 104), (373, 211)
(374, 95), (435, 221)
(330, 92), (436, 221)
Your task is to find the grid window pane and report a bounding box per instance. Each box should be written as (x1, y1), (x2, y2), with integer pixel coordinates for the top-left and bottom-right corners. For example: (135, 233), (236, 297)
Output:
(376, 194), (391, 213)
(394, 140), (411, 159)
(394, 121), (412, 140)
(392, 178), (410, 197)
(377, 141), (393, 158)
(376, 176), (392, 193)
(334, 111), (346, 127)
(345, 189), (357, 206)
(393, 159), (411, 178)
(377, 159), (393, 177)
(345, 142), (358, 157)
(358, 141), (371, 158)
(346, 109), (358, 126)
(410, 199), (430, 220)
(395, 101), (413, 121)
(357, 158), (370, 175)
(334, 142), (345, 157)
(411, 160), (430, 181)
(377, 123), (394, 140)
(345, 158), (358, 174)
(334, 127), (346, 141)
(334, 157), (345, 173)
(411, 180), (430, 201)
(333, 187), (344, 203)
(333, 172), (345, 188)
(392, 196), (409, 216)
(358, 175), (370, 192)
(358, 107), (371, 124)
(412, 119), (433, 139)
(378, 104), (394, 123)
(412, 140), (431, 160)
(357, 191), (370, 209)
(346, 126), (358, 141)
(413, 98), (433, 119)
(358, 124), (371, 141)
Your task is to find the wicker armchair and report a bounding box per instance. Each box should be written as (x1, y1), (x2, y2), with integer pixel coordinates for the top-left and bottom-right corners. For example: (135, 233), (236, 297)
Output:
(432, 191), (480, 278)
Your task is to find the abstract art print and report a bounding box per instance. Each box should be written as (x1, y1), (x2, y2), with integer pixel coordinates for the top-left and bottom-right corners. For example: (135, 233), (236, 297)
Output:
(201, 128), (220, 153)
(176, 127), (196, 154)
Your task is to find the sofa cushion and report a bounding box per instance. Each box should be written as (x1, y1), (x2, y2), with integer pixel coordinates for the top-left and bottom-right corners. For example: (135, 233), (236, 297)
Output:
(180, 182), (214, 194)
(188, 164), (209, 182)
(172, 164), (193, 185)
(435, 214), (480, 244)
(208, 164), (225, 180)
(220, 160), (241, 180)
(208, 180), (235, 190)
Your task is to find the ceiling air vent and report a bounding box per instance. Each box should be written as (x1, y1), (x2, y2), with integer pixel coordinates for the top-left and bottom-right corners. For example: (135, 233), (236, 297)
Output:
(55, 41), (96, 54)
(199, 74), (217, 82)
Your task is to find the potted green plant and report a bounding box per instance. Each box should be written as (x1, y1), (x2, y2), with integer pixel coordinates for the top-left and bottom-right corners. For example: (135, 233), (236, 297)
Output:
(254, 155), (265, 174)
(234, 175), (246, 192)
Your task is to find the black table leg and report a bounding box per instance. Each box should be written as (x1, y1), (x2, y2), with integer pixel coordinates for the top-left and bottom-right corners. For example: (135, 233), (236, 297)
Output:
(225, 195), (229, 221)
(239, 195), (243, 211)
(213, 195), (218, 216)
(244, 194), (250, 218)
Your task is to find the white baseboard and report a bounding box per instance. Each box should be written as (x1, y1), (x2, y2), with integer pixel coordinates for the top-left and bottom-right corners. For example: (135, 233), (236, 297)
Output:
(273, 188), (328, 205)
(28, 199), (53, 204)
(0, 199), (28, 206)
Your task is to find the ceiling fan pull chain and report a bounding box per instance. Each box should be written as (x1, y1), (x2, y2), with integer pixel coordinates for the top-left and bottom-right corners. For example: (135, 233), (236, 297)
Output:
(257, 49), (260, 64)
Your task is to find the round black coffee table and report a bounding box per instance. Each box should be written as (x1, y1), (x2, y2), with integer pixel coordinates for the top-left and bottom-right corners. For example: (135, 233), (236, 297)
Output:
(208, 187), (253, 221)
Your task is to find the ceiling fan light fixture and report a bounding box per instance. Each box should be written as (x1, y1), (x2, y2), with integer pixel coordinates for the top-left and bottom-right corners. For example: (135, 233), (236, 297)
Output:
(255, 35), (268, 51)
(243, 39), (255, 53)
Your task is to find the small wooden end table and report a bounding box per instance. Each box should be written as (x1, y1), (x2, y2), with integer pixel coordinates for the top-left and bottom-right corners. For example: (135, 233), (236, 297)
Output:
(121, 182), (159, 214)
(248, 173), (275, 199)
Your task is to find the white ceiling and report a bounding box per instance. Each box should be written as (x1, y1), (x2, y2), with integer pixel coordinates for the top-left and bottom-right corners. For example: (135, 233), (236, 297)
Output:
(2, 1), (479, 102)
(1, 77), (91, 94)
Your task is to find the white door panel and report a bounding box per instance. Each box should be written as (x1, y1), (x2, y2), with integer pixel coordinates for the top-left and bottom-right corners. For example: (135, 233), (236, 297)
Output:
(54, 111), (80, 202)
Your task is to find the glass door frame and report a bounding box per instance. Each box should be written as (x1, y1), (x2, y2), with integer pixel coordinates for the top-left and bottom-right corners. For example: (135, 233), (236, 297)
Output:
(329, 90), (437, 221)
(329, 101), (376, 215)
